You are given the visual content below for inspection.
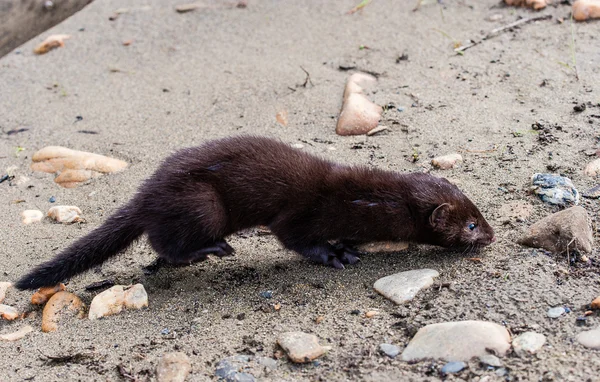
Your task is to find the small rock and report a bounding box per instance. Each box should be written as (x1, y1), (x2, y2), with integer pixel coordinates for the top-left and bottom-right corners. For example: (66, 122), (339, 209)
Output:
(259, 291), (273, 299)
(277, 332), (329, 363)
(479, 354), (503, 367)
(547, 307), (566, 318)
(47, 206), (84, 224)
(48, 196), (56, 203)
(41, 291), (85, 332)
(276, 110), (288, 127)
(357, 241), (409, 253)
(0, 325), (34, 341)
(374, 269), (439, 305)
(573, 0), (600, 21)
(33, 34), (71, 54)
(517, 206), (593, 254)
(497, 201), (533, 223)
(512, 332), (546, 356)
(530, 173), (579, 206)
(573, 103), (587, 112)
(431, 153), (463, 170)
(584, 158), (600, 177)
(174, 3), (205, 12)
(591, 296), (600, 310)
(365, 310), (378, 318)
(488, 14), (504, 21)
(336, 73), (382, 136)
(89, 284), (148, 320)
(31, 283), (66, 305)
(31, 146), (128, 188)
(582, 184), (600, 199)
(215, 355), (257, 382)
(379, 343), (400, 358)
(156, 352), (192, 382)
(496, 368), (508, 377)
(0, 304), (19, 320)
(256, 356), (277, 370)
(0, 282), (11, 304)
(441, 361), (466, 374)
(504, 0), (548, 10)
(401, 321), (511, 362)
(22, 210), (43, 224)
(576, 328), (600, 349)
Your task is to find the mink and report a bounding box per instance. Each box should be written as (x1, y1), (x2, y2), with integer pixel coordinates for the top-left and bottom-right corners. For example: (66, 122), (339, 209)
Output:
(15, 135), (495, 290)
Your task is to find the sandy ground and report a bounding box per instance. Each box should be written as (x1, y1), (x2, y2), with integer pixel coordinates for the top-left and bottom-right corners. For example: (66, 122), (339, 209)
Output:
(1, 0), (600, 380)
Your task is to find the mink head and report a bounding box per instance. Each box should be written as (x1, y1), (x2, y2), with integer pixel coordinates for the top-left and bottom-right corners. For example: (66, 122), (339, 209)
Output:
(415, 176), (495, 249)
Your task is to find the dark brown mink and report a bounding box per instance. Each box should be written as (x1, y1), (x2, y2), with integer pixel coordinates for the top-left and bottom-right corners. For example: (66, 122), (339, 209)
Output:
(15, 135), (495, 290)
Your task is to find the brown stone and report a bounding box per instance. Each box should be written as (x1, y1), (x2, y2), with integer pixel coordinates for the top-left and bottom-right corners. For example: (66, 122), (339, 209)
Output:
(156, 352), (192, 382)
(41, 291), (85, 332)
(31, 283), (66, 305)
(277, 332), (329, 363)
(573, 0), (600, 21)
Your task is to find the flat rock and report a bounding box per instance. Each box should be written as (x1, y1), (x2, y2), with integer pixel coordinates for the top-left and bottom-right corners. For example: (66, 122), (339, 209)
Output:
(22, 210), (43, 224)
(582, 184), (600, 199)
(530, 173), (579, 206)
(157, 352), (192, 382)
(479, 354), (503, 367)
(277, 332), (329, 363)
(0, 304), (19, 320)
(0, 325), (34, 341)
(0, 282), (11, 304)
(401, 321), (511, 362)
(374, 269), (439, 305)
(31, 146), (127, 188)
(431, 153), (463, 170)
(512, 332), (546, 356)
(517, 206), (593, 254)
(441, 361), (466, 374)
(89, 284), (148, 320)
(573, 0), (600, 21)
(497, 201), (533, 223)
(379, 343), (400, 358)
(41, 291), (85, 332)
(576, 328), (600, 349)
(547, 306), (566, 318)
(47, 206), (84, 224)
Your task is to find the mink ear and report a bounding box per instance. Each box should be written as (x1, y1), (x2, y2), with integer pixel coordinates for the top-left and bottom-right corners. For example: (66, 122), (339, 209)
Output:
(430, 203), (452, 227)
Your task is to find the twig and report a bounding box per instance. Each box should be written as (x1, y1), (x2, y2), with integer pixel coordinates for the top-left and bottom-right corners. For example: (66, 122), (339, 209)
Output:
(117, 363), (138, 381)
(455, 14), (552, 53)
(569, 13), (579, 81)
(347, 0), (372, 15)
(299, 66), (313, 88)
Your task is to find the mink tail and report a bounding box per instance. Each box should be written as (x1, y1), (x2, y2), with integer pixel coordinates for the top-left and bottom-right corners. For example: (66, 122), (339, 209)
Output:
(15, 201), (144, 290)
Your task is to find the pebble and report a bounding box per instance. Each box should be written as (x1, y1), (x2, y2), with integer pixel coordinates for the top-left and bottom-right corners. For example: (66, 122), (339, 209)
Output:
(31, 283), (66, 305)
(530, 173), (579, 206)
(156, 352), (192, 382)
(0, 304), (19, 320)
(357, 241), (409, 253)
(41, 291), (85, 332)
(215, 355), (256, 382)
(259, 290), (273, 299)
(512, 332), (546, 356)
(365, 310), (378, 318)
(441, 361), (466, 374)
(31, 146), (128, 188)
(547, 307), (566, 318)
(591, 296), (600, 310)
(0, 282), (11, 304)
(582, 184), (600, 199)
(336, 73), (382, 136)
(33, 34), (71, 54)
(379, 343), (400, 358)
(0, 325), (34, 341)
(479, 354), (503, 367)
(576, 328), (600, 349)
(431, 153), (463, 170)
(277, 332), (330, 363)
(22, 210), (43, 224)
(89, 284), (148, 320)
(373, 269), (439, 305)
(504, 0), (548, 10)
(573, 0), (600, 21)
(47, 206), (84, 224)
(517, 206), (593, 254)
(497, 201), (533, 223)
(401, 321), (511, 362)
(584, 158), (600, 177)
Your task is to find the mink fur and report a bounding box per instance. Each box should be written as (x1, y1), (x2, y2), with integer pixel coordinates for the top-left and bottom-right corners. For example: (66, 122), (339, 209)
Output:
(16, 135), (494, 290)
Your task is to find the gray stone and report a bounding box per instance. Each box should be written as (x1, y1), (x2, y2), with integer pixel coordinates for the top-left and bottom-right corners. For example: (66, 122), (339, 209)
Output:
(479, 354), (503, 367)
(215, 356), (256, 382)
(441, 361), (466, 374)
(156, 352), (192, 382)
(547, 307), (566, 318)
(518, 206), (593, 254)
(379, 343), (400, 358)
(530, 173), (579, 206)
(374, 269), (439, 305)
(576, 328), (600, 349)
(401, 321), (511, 362)
(512, 332), (546, 356)
(496, 368), (508, 377)
(277, 332), (330, 363)
(255, 357), (278, 370)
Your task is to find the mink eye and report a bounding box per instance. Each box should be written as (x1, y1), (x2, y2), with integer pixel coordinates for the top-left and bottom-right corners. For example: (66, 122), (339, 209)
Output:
(468, 223), (477, 230)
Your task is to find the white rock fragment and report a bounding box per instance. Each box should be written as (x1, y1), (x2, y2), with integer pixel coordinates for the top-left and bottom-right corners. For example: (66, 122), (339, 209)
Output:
(547, 307), (566, 318)
(512, 332), (546, 356)
(22, 210), (43, 224)
(0, 282), (11, 304)
(432, 153), (463, 170)
(0, 304), (19, 320)
(157, 352), (192, 382)
(0, 325), (34, 342)
(401, 321), (511, 362)
(48, 206), (84, 224)
(584, 158), (600, 177)
(577, 328), (600, 349)
(374, 269), (439, 304)
(277, 332), (330, 363)
(89, 284), (148, 320)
